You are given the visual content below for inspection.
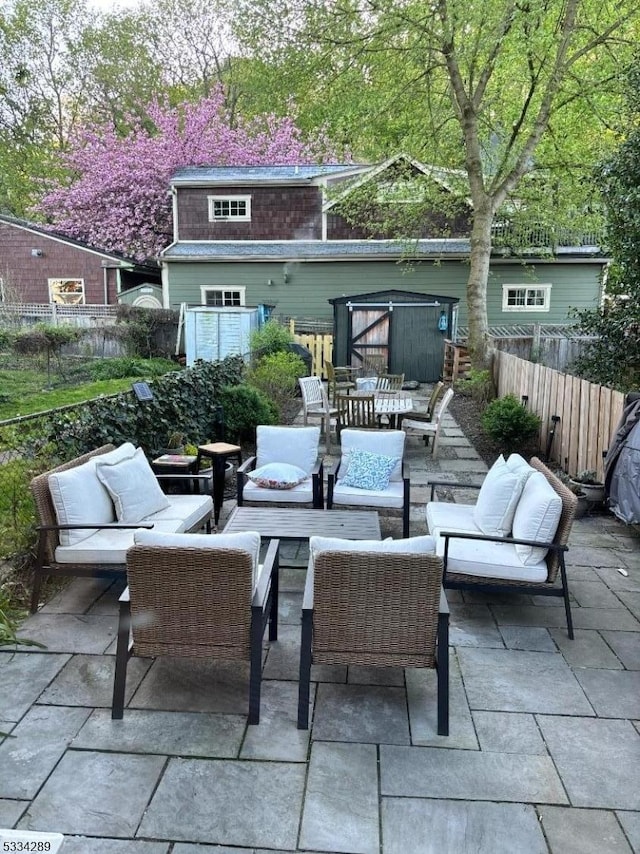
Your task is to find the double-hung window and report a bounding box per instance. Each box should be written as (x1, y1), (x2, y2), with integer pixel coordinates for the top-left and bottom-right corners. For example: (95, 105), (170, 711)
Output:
(208, 195), (251, 222)
(201, 287), (246, 307)
(502, 284), (551, 312)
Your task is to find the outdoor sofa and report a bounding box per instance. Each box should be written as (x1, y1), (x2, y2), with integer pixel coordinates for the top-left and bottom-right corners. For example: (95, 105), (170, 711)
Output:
(29, 442), (213, 612)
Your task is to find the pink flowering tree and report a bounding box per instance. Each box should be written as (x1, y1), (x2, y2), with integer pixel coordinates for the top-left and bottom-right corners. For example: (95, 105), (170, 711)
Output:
(38, 90), (342, 261)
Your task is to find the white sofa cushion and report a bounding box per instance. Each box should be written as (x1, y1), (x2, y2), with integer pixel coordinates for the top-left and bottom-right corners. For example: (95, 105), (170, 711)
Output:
(331, 479), (405, 509)
(243, 478), (315, 504)
(256, 425), (319, 475)
(134, 529), (261, 586)
(247, 462), (309, 490)
(96, 447), (170, 523)
(48, 442), (136, 546)
(512, 471), (563, 565)
(506, 453), (534, 476)
(339, 429), (405, 482)
(473, 455), (529, 537)
(434, 535), (548, 583)
(54, 519), (183, 564)
(426, 501), (478, 538)
(146, 494), (213, 531)
(311, 534), (436, 560)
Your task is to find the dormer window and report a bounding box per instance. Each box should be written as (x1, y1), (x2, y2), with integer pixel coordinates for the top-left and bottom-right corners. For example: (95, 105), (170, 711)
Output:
(208, 195), (252, 222)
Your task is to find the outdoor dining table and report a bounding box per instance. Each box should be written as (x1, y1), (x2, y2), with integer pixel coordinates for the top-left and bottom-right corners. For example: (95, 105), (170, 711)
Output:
(350, 389), (414, 428)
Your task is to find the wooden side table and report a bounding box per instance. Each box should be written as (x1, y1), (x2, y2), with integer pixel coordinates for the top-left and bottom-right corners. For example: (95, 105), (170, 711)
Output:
(196, 442), (243, 526)
(151, 454), (199, 493)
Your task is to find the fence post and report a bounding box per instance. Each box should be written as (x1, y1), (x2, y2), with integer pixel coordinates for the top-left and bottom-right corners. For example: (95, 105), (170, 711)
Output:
(51, 302), (58, 326)
(289, 318), (295, 336)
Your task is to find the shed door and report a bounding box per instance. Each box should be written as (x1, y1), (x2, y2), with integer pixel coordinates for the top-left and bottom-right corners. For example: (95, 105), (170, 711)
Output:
(348, 308), (390, 373)
(391, 305), (445, 382)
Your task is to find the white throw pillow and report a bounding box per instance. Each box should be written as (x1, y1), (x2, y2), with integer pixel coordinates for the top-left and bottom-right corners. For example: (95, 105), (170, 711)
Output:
(96, 447), (170, 523)
(512, 471), (563, 565)
(473, 455), (529, 537)
(247, 462), (309, 490)
(133, 529), (261, 585)
(506, 453), (534, 476)
(48, 443), (136, 546)
(310, 534), (437, 560)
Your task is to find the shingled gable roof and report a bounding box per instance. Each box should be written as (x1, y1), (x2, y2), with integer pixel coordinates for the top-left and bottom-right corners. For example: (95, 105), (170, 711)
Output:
(322, 153), (470, 213)
(0, 213), (159, 272)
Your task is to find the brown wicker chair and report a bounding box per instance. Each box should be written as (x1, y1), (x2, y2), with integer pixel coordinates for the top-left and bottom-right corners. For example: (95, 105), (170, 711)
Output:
(112, 536), (279, 724)
(298, 549), (449, 734)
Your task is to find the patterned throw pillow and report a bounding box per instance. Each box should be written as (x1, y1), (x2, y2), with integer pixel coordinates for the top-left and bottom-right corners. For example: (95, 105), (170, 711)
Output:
(340, 448), (399, 492)
(247, 462), (309, 490)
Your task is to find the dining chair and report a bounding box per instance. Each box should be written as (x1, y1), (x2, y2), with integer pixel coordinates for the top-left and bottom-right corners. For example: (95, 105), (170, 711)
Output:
(335, 393), (377, 437)
(326, 362), (357, 403)
(375, 373), (405, 393)
(298, 375), (337, 450)
(397, 380), (444, 430)
(402, 387), (454, 457)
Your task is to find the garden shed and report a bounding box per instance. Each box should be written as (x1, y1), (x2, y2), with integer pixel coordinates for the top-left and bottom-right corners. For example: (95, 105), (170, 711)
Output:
(184, 306), (260, 366)
(329, 289), (460, 382)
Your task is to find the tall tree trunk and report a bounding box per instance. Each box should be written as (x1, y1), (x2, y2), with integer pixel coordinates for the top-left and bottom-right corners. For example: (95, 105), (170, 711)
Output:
(466, 200), (493, 369)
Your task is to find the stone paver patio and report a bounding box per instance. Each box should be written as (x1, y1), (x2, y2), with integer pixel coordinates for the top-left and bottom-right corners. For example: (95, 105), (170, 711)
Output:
(1, 386), (639, 853)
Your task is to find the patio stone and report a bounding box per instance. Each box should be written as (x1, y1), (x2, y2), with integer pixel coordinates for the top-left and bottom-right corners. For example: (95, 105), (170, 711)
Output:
(567, 546), (625, 567)
(0, 799), (27, 828)
(38, 654), (150, 709)
(601, 630), (640, 669)
(444, 459), (489, 472)
(549, 628), (624, 669)
(569, 580), (627, 609)
(299, 742), (379, 854)
(406, 659), (479, 750)
(472, 711), (546, 754)
(39, 577), (113, 614)
(538, 806), (633, 854)
(58, 839), (169, 854)
(0, 705), (90, 799)
(72, 708), (245, 757)
(348, 665), (404, 686)
(86, 582), (126, 616)
(449, 604), (504, 648)
(574, 669), (640, 718)
(21, 751), (165, 837)
(0, 652), (70, 721)
(565, 566), (602, 582)
(498, 626), (556, 652)
(380, 745), (567, 803)
(240, 681), (310, 761)
(381, 798), (547, 854)
(130, 658), (252, 714)
(12, 613), (118, 654)
(262, 624), (346, 684)
(596, 566), (640, 592)
(138, 758), (305, 849)
(457, 648), (594, 715)
(620, 552), (640, 574)
(312, 683), (410, 744)
(616, 812), (640, 851)
(537, 717), (640, 809)
(492, 604), (640, 631)
(616, 591), (640, 620)
(278, 591), (302, 624)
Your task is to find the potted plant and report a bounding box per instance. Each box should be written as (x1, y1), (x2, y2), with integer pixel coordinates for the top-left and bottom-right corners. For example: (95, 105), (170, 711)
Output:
(555, 470), (589, 518)
(160, 431), (186, 455)
(569, 470), (605, 504)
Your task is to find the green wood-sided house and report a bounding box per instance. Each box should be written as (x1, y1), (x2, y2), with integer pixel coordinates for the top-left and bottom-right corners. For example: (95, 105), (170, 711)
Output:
(159, 154), (607, 338)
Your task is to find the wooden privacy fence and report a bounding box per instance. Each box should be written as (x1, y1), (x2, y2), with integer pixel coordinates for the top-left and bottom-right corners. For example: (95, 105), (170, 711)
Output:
(289, 321), (333, 377)
(495, 351), (625, 481)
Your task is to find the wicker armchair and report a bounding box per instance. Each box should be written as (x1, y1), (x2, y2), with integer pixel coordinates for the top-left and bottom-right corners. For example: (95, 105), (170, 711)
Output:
(112, 532), (279, 724)
(298, 546), (449, 735)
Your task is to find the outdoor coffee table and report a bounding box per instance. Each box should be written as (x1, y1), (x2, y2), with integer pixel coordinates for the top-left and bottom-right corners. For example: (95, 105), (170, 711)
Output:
(223, 507), (381, 541)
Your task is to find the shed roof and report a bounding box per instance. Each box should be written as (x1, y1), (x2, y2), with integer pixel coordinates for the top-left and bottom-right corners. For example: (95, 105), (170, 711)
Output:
(329, 289), (460, 305)
(170, 164), (363, 187)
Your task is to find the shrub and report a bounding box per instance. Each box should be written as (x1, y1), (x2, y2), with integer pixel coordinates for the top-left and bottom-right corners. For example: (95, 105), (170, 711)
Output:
(481, 394), (541, 452)
(249, 319), (294, 357)
(246, 351), (306, 418)
(454, 368), (495, 406)
(88, 357), (178, 381)
(218, 384), (278, 442)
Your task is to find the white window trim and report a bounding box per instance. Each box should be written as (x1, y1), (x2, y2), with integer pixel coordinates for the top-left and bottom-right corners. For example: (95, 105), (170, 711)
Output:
(502, 283), (552, 312)
(48, 277), (85, 305)
(207, 195), (252, 222)
(200, 286), (246, 307)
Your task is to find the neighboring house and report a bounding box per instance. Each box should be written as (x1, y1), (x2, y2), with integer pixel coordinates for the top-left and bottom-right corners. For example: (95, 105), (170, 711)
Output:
(159, 154), (608, 329)
(0, 214), (161, 306)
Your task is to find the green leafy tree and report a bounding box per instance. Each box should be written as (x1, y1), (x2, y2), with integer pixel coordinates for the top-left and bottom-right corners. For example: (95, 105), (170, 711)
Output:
(571, 61), (640, 391)
(235, 0), (638, 367)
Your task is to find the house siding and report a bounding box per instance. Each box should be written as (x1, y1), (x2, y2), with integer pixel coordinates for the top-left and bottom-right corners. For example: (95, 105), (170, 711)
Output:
(176, 186), (322, 240)
(0, 220), (119, 303)
(163, 258), (605, 324)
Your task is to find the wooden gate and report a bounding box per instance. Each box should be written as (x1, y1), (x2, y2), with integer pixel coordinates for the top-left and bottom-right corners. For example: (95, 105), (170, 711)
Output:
(348, 308), (390, 373)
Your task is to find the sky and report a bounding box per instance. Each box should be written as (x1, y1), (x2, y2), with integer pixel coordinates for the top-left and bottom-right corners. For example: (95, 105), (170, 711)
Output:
(88, 0), (141, 10)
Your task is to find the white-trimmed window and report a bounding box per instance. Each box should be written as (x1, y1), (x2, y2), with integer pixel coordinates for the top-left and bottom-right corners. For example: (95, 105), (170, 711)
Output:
(201, 286), (246, 307)
(208, 195), (251, 222)
(502, 284), (551, 312)
(49, 278), (85, 305)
